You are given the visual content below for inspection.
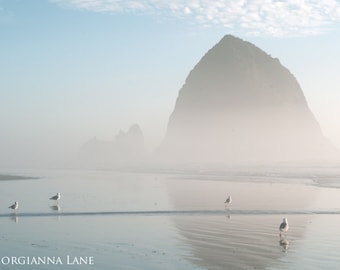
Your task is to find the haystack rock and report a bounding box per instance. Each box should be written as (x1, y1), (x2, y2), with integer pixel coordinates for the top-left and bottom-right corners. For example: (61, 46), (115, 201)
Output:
(159, 35), (332, 163)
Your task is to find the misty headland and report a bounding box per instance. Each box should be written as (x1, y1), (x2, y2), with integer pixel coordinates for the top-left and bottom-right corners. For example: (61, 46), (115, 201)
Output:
(79, 34), (338, 169)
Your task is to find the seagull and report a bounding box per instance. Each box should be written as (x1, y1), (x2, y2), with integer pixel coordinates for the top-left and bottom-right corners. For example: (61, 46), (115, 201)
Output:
(224, 195), (232, 208)
(279, 218), (289, 237)
(50, 192), (61, 202)
(8, 201), (19, 211)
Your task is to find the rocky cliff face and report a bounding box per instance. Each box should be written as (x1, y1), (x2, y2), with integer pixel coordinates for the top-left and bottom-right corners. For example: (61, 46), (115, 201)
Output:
(160, 35), (331, 162)
(79, 124), (144, 165)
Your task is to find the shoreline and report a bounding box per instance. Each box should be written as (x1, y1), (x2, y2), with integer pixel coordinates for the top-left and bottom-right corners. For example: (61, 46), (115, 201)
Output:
(0, 174), (39, 181)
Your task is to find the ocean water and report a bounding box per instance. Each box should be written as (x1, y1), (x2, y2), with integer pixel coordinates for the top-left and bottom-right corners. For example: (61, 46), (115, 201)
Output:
(1, 168), (340, 269)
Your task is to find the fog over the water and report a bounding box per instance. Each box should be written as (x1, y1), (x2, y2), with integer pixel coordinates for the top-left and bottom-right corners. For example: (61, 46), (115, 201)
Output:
(1, 34), (339, 169)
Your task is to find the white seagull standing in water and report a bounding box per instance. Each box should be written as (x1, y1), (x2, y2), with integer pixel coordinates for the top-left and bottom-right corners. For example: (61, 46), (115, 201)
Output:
(279, 218), (289, 237)
(8, 201), (19, 211)
(224, 195), (232, 209)
(50, 192), (61, 202)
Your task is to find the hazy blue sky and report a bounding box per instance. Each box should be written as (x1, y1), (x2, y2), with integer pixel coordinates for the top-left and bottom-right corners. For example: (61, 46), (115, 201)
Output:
(1, 0), (340, 167)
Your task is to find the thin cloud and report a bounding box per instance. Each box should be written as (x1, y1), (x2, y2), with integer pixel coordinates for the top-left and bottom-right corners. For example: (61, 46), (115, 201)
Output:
(50, 0), (340, 37)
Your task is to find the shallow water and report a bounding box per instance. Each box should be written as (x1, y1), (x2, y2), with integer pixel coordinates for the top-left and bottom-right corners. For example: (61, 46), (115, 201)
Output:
(1, 168), (340, 269)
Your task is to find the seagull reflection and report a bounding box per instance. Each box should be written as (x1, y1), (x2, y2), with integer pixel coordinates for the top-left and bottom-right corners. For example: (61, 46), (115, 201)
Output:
(10, 214), (19, 224)
(50, 205), (61, 212)
(279, 238), (289, 253)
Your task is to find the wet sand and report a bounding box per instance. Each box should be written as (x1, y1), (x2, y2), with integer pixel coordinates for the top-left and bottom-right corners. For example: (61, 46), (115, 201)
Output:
(0, 168), (340, 269)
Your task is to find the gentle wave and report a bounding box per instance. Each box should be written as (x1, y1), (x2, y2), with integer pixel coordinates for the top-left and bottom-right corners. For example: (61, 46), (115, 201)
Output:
(1, 209), (340, 218)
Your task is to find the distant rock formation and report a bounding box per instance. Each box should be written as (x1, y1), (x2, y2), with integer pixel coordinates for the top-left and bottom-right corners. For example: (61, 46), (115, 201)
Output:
(79, 124), (144, 165)
(159, 35), (333, 163)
